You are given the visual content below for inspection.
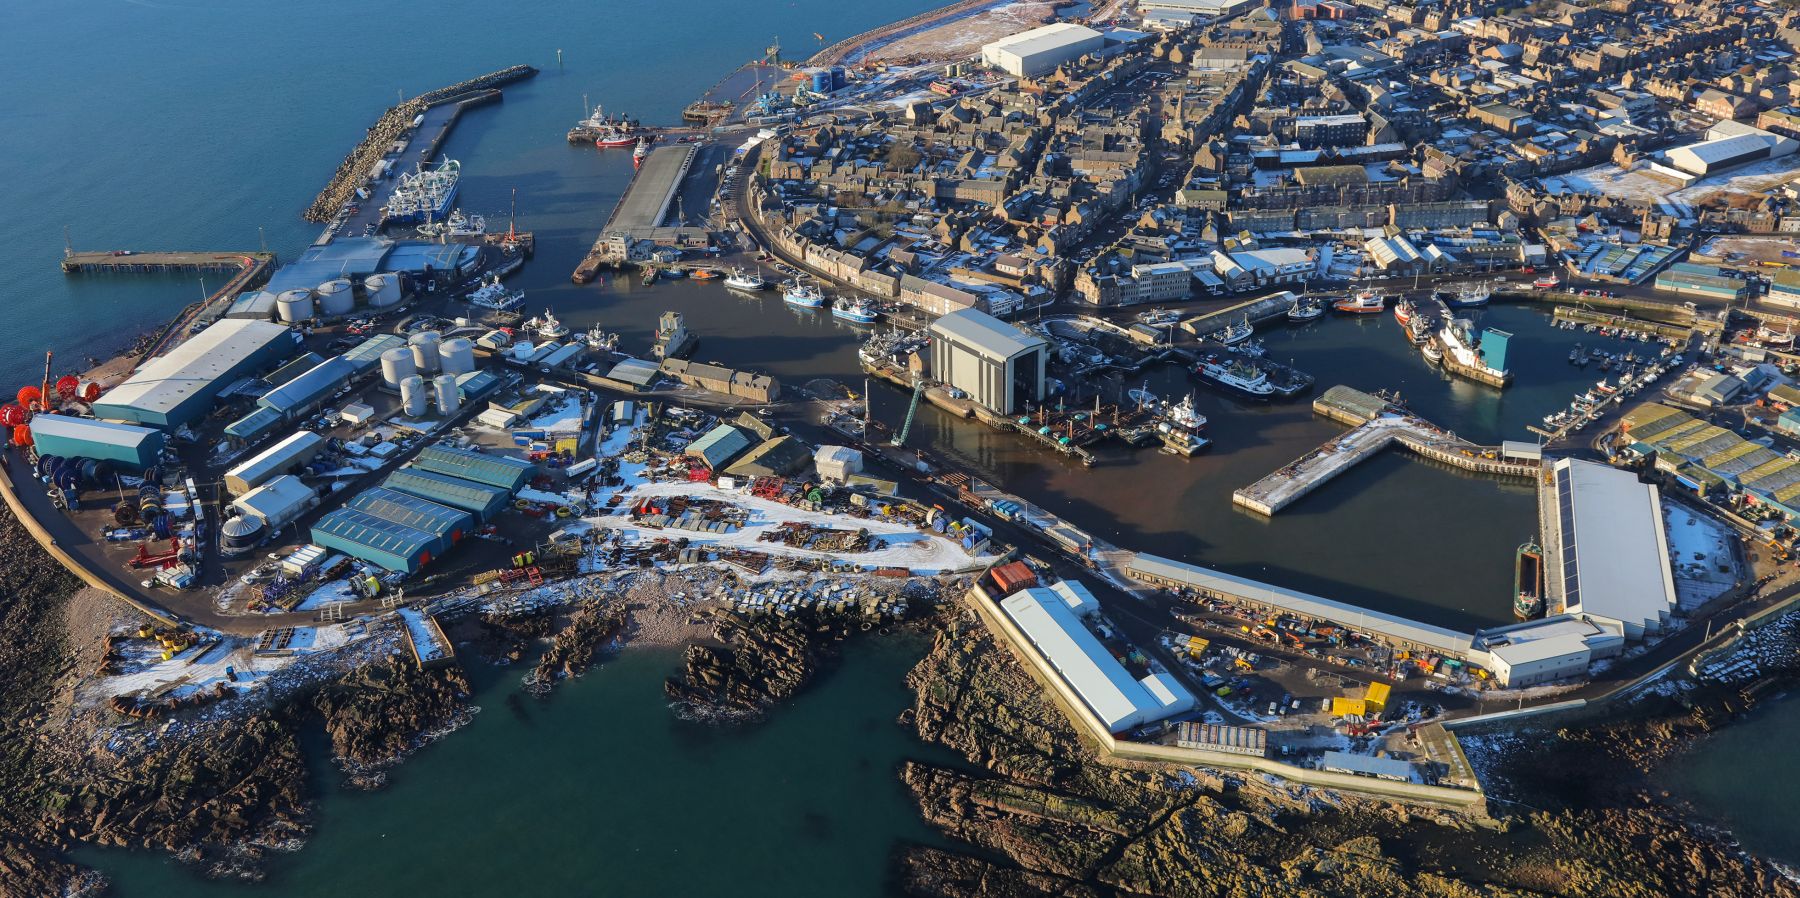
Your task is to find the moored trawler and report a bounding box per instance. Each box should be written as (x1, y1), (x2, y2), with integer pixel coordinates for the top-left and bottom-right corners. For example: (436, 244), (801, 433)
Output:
(1334, 289), (1384, 314)
(1193, 356), (1277, 402)
(465, 272), (524, 311)
(1213, 316), (1254, 345)
(1514, 540), (1545, 620)
(381, 159), (462, 224)
(781, 278), (824, 307)
(724, 267), (768, 291)
(1287, 297), (1325, 322)
(831, 296), (879, 323)
(1155, 394), (1210, 456)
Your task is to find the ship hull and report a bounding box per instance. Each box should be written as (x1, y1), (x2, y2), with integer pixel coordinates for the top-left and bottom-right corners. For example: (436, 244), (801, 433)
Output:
(1193, 367), (1274, 403)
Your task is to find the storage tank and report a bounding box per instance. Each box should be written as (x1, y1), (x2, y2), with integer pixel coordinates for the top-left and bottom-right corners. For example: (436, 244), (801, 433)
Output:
(315, 279), (355, 316)
(380, 348), (417, 389)
(812, 70), (832, 93)
(364, 273), (403, 308)
(831, 66), (846, 90)
(409, 330), (442, 374)
(438, 337), (476, 376)
(400, 375), (429, 417)
(276, 289), (315, 323)
(220, 515), (265, 557)
(433, 374), (461, 416)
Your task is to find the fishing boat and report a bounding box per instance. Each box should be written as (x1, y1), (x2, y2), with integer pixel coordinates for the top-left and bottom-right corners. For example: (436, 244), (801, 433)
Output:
(1514, 540), (1545, 620)
(1156, 395), (1210, 456)
(831, 296), (879, 324)
(1595, 378), (1618, 395)
(687, 267), (722, 280)
(1421, 339), (1444, 364)
(1334, 289), (1385, 314)
(1231, 338), (1267, 359)
(1438, 317), (1509, 382)
(1287, 297), (1325, 322)
(381, 159), (461, 224)
(1435, 282), (1492, 309)
(1136, 308), (1181, 326)
(660, 266), (686, 278)
(415, 209), (486, 239)
(1757, 321), (1797, 348)
(582, 324), (620, 352)
(465, 272), (525, 311)
(525, 309), (570, 340)
(725, 267), (769, 291)
(633, 137), (652, 167)
(1393, 298), (1414, 326)
(1193, 356), (1277, 402)
(1213, 316), (1254, 346)
(781, 278), (824, 307)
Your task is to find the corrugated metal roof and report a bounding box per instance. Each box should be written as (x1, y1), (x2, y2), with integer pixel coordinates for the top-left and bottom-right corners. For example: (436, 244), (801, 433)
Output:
(686, 425), (751, 467)
(231, 475), (315, 525)
(929, 308), (1046, 362)
(413, 445), (533, 490)
(225, 407), (284, 441)
(95, 319), (294, 420)
(266, 352), (325, 387)
(258, 356), (353, 413)
(341, 334), (406, 372)
(348, 487), (472, 539)
(999, 589), (1160, 732)
(311, 507), (437, 563)
(28, 414), (161, 449)
(384, 468), (510, 518)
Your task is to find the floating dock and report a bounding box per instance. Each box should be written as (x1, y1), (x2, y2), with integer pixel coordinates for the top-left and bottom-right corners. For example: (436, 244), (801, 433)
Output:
(1232, 386), (1539, 516)
(573, 144), (699, 283)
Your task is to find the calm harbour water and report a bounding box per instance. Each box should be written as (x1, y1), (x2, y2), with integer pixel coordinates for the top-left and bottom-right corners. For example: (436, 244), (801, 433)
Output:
(10, 0), (1797, 888)
(1670, 690), (1800, 867)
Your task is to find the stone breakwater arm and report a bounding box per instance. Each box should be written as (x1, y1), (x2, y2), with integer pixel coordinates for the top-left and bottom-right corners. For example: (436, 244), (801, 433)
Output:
(303, 65), (539, 223)
(809, 0), (1009, 66)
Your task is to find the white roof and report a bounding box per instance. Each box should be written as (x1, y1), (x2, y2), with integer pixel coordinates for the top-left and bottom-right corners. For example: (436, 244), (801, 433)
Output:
(231, 475), (315, 524)
(1128, 553), (1476, 655)
(930, 308), (1047, 362)
(1000, 589), (1159, 732)
(1321, 751), (1414, 779)
(1552, 459), (1677, 635)
(1047, 580), (1100, 617)
(1668, 134), (1771, 168)
(1140, 672), (1196, 713)
(226, 431), (324, 487)
(97, 319), (292, 419)
(28, 414), (159, 447)
(983, 23), (1103, 57)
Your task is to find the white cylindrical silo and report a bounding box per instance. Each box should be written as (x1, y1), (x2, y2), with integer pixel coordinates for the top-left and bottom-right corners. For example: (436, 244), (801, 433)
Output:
(400, 375), (428, 417)
(409, 330), (442, 374)
(438, 337), (476, 376)
(380, 347), (417, 389)
(276, 289), (315, 323)
(316, 279), (354, 316)
(433, 374), (461, 416)
(363, 273), (403, 308)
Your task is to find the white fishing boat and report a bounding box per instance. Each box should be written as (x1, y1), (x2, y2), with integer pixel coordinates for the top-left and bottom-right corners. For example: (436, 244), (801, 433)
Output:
(725, 267), (768, 291)
(465, 272), (524, 311)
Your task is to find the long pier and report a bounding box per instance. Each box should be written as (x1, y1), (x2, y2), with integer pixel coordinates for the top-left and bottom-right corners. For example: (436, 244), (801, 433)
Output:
(61, 251), (273, 275)
(1232, 386), (1538, 516)
(573, 144), (698, 283)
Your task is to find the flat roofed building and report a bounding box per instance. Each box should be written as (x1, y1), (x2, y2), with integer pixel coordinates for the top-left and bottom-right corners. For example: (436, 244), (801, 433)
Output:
(980, 23), (1105, 77)
(92, 319), (295, 429)
(1320, 751), (1414, 781)
(26, 415), (165, 471)
(929, 308), (1048, 416)
(1547, 458), (1677, 639)
(1473, 615), (1624, 687)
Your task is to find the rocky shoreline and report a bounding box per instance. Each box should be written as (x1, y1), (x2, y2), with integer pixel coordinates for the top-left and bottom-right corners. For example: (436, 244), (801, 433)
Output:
(664, 613), (844, 724)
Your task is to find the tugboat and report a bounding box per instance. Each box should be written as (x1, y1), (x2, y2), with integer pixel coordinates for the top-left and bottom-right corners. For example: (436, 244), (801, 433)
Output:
(1334, 288), (1385, 314)
(464, 272), (524, 311)
(1287, 296), (1325, 322)
(781, 278), (824, 307)
(1193, 356), (1277, 402)
(724, 267), (769, 291)
(1213, 316), (1254, 346)
(831, 296), (879, 324)
(525, 309), (570, 340)
(1514, 540), (1545, 620)
(1155, 394), (1210, 456)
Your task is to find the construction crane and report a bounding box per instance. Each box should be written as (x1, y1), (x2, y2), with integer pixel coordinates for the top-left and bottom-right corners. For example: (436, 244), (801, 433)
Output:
(891, 374), (927, 448)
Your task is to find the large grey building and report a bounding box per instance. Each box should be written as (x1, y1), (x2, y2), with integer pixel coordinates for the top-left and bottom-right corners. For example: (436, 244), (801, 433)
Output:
(980, 23), (1105, 78)
(929, 309), (1047, 415)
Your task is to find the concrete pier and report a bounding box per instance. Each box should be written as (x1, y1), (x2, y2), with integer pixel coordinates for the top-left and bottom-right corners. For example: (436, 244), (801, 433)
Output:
(1233, 386), (1538, 516)
(61, 251), (274, 276)
(573, 144), (698, 282)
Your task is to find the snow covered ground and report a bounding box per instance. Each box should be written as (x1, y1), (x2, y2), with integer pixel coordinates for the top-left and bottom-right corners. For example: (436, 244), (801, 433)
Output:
(1665, 501), (1739, 611)
(85, 619), (384, 705)
(1553, 155), (1800, 206)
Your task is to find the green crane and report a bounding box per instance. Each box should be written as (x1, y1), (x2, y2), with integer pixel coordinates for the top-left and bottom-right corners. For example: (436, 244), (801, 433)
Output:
(891, 374), (926, 447)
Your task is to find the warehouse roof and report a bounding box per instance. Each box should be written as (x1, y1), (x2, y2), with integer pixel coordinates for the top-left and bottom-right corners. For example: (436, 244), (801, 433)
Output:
(258, 356), (353, 414)
(725, 435), (813, 478)
(96, 319), (294, 422)
(929, 308), (1046, 362)
(1320, 751), (1414, 780)
(1668, 133), (1773, 170)
(384, 468), (511, 518)
(225, 431), (324, 490)
(225, 407), (283, 442)
(312, 508), (438, 563)
(999, 588), (1161, 731)
(231, 475), (315, 525)
(983, 22), (1103, 57)
(1127, 553), (1476, 656)
(341, 334), (406, 373)
(348, 487), (473, 539)
(28, 414), (162, 449)
(687, 425), (752, 468)
(1551, 459), (1676, 636)
(412, 445), (533, 491)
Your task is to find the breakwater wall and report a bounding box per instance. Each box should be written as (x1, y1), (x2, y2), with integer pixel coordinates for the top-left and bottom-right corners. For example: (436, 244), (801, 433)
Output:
(304, 65), (538, 222)
(810, 0), (1005, 66)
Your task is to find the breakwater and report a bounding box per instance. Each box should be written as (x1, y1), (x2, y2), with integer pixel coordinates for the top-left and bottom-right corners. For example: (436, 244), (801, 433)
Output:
(809, 0), (1003, 66)
(303, 65), (539, 222)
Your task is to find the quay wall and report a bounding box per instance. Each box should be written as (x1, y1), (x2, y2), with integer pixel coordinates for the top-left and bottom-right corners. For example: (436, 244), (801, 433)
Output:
(305, 65), (537, 222)
(1551, 305), (1692, 339)
(964, 584), (1489, 812)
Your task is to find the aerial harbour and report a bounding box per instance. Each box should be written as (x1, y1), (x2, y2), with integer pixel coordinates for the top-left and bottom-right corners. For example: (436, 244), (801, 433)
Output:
(8, 1), (1800, 897)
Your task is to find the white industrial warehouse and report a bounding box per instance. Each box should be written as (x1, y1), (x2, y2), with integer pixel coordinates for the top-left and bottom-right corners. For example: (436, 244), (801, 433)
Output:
(928, 308), (1048, 416)
(1546, 458), (1678, 640)
(980, 23), (1105, 77)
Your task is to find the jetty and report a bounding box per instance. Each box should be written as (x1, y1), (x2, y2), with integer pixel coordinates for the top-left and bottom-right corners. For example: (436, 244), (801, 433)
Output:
(573, 144), (699, 283)
(1232, 386), (1539, 516)
(61, 251), (274, 276)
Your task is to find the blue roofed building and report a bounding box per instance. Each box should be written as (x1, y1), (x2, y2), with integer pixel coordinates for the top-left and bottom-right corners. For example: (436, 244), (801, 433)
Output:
(384, 468), (512, 522)
(685, 424), (752, 469)
(257, 356), (354, 419)
(310, 507), (442, 575)
(27, 415), (165, 471)
(91, 319), (298, 429)
(411, 445), (534, 492)
(346, 487), (473, 554)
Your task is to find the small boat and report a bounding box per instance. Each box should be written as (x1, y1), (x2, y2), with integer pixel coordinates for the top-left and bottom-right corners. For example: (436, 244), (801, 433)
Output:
(464, 272), (524, 311)
(633, 138), (652, 168)
(661, 266), (687, 279)
(1334, 289), (1385, 314)
(688, 267), (722, 280)
(724, 267), (768, 291)
(641, 268), (658, 287)
(1443, 282), (1492, 309)
(1421, 340), (1443, 364)
(1393, 298), (1414, 326)
(831, 296), (879, 324)
(1287, 298), (1325, 322)
(1595, 378), (1617, 395)
(1136, 308), (1180, 326)
(1514, 540), (1545, 620)
(1214, 316), (1253, 346)
(1231, 338), (1267, 358)
(525, 309), (570, 340)
(781, 278), (824, 307)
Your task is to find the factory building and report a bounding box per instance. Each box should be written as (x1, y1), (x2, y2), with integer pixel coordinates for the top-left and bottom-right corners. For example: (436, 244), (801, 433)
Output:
(257, 356), (354, 421)
(346, 487), (473, 553)
(1471, 616), (1624, 688)
(262, 237), (478, 296)
(310, 507), (443, 576)
(92, 319), (297, 429)
(26, 415), (165, 471)
(995, 586), (1196, 733)
(686, 424), (753, 470)
(1544, 458), (1677, 639)
(929, 309), (1048, 416)
(224, 431), (325, 496)
(1665, 134), (1774, 177)
(411, 445), (534, 492)
(230, 475), (318, 532)
(1654, 263), (1749, 302)
(383, 468), (511, 523)
(980, 23), (1106, 77)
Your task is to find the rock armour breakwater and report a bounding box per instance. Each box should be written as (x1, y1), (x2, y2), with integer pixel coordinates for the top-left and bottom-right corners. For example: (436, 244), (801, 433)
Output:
(303, 65), (538, 223)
